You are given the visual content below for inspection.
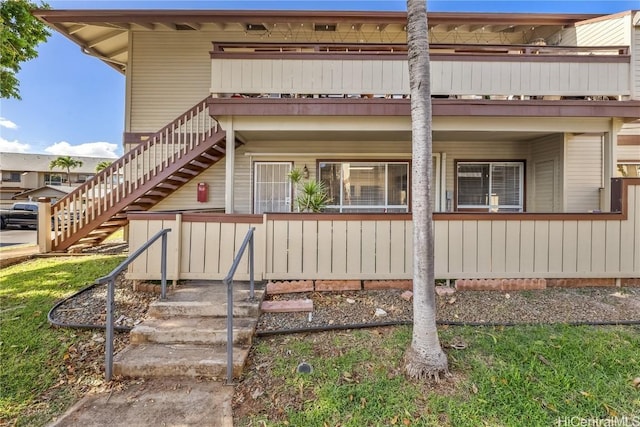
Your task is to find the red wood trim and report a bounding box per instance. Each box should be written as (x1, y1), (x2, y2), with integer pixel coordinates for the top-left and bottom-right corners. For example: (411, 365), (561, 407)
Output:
(211, 52), (407, 60)
(128, 212), (264, 223)
(210, 42), (628, 62)
(266, 213), (412, 221)
(182, 213), (263, 223)
(34, 10), (599, 26)
(207, 98), (640, 118)
(431, 53), (629, 63)
(618, 135), (640, 145)
(211, 52), (627, 63)
(124, 132), (154, 144)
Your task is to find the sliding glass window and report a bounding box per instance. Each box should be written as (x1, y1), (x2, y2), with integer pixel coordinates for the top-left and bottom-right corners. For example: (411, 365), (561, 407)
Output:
(319, 161), (409, 213)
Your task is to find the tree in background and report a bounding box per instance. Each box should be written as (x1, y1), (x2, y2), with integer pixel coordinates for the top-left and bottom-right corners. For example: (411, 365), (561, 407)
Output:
(1, 0), (50, 99)
(404, 0), (449, 381)
(95, 160), (112, 173)
(49, 156), (83, 184)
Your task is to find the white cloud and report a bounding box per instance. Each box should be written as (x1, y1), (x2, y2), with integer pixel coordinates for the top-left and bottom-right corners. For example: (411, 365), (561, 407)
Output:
(0, 136), (30, 153)
(44, 141), (119, 158)
(0, 117), (18, 130)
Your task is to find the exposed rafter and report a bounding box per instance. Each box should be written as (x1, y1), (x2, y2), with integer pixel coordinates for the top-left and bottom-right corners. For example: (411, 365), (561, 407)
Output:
(134, 22), (155, 30)
(67, 23), (86, 35)
(87, 30), (123, 48)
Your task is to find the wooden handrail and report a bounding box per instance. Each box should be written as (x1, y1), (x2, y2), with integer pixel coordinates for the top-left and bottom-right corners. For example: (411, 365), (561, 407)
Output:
(211, 41), (629, 57)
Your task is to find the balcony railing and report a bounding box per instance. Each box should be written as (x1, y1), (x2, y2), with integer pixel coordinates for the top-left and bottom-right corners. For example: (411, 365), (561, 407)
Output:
(210, 42), (631, 99)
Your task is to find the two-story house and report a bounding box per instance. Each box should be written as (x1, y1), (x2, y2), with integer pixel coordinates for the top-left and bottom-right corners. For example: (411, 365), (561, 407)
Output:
(0, 152), (114, 206)
(34, 8), (639, 285)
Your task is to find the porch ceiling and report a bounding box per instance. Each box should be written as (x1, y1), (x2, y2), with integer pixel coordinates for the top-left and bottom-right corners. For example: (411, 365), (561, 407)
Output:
(236, 129), (551, 142)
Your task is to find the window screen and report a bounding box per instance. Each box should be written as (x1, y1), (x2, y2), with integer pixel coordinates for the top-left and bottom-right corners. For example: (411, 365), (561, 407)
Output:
(457, 162), (524, 211)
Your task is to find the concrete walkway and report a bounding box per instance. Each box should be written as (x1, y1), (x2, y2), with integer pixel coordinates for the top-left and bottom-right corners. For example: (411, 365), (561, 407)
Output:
(49, 378), (233, 427)
(0, 244), (39, 268)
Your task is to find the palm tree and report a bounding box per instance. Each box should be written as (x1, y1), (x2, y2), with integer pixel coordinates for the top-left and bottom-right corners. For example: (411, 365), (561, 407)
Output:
(49, 156), (83, 184)
(404, 0), (449, 381)
(95, 160), (112, 173)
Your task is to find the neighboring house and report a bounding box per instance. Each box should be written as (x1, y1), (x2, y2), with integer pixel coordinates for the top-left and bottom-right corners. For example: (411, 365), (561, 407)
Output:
(11, 185), (75, 204)
(0, 153), (113, 207)
(35, 9), (639, 283)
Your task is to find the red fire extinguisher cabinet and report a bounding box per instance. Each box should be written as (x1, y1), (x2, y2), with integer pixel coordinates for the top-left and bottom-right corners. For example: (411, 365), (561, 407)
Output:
(197, 182), (208, 202)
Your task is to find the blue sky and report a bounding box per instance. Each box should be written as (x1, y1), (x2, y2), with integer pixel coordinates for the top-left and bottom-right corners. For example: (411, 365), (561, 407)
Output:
(1, 0), (637, 159)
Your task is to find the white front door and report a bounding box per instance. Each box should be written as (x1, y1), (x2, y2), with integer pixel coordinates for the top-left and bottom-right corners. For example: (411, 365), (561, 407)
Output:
(253, 162), (292, 214)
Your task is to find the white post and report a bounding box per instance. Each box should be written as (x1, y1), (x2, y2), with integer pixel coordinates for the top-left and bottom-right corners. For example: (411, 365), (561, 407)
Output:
(173, 213), (182, 286)
(225, 118), (235, 213)
(602, 118), (622, 212)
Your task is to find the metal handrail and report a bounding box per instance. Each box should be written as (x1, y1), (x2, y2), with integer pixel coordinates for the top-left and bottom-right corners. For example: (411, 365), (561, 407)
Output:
(222, 227), (255, 385)
(96, 228), (171, 381)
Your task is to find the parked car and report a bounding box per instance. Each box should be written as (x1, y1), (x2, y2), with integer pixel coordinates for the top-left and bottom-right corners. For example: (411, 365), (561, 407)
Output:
(0, 202), (39, 229)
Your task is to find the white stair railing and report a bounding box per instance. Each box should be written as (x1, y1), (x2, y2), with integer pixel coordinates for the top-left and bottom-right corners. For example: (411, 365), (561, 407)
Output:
(51, 97), (217, 250)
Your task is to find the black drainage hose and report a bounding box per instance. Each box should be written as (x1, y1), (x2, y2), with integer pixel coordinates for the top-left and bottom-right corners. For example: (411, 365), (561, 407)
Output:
(49, 284), (640, 336)
(256, 319), (640, 337)
(47, 282), (133, 332)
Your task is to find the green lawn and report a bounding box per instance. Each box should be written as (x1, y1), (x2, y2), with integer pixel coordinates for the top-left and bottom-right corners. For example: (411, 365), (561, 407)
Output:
(0, 255), (125, 426)
(241, 324), (640, 426)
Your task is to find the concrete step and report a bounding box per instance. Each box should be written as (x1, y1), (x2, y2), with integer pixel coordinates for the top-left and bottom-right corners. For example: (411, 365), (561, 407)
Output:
(131, 317), (257, 346)
(147, 282), (264, 319)
(148, 299), (261, 319)
(113, 343), (249, 380)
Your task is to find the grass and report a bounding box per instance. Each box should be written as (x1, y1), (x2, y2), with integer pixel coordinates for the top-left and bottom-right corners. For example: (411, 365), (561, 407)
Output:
(239, 324), (640, 426)
(0, 255), (125, 426)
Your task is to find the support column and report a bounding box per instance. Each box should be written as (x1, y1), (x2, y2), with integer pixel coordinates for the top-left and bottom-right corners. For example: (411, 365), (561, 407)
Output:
(37, 198), (51, 253)
(225, 118), (235, 213)
(602, 118), (623, 212)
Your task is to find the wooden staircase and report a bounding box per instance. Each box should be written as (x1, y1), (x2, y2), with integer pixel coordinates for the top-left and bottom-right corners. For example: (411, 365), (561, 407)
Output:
(51, 97), (230, 252)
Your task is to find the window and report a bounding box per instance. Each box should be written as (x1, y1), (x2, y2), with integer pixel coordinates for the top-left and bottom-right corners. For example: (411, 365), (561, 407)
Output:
(319, 161), (409, 212)
(44, 174), (62, 185)
(1, 172), (20, 182)
(456, 161), (524, 212)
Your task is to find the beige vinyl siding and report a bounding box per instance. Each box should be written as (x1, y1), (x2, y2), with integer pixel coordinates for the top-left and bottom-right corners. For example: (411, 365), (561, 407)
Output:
(128, 30), (525, 133)
(129, 32), (215, 132)
(529, 134), (564, 212)
(565, 133), (603, 212)
(558, 15), (630, 46)
(618, 145), (640, 161)
(153, 138), (568, 214)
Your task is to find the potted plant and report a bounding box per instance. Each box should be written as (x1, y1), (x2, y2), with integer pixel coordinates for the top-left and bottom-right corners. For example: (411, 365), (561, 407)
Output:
(288, 167), (329, 212)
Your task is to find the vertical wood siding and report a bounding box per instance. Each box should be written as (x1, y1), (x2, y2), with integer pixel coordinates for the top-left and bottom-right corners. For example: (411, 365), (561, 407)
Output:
(210, 57), (630, 98)
(127, 215), (265, 280)
(127, 182), (639, 281)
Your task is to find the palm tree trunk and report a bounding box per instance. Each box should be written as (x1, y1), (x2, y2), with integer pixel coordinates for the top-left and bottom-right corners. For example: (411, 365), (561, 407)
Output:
(404, 0), (449, 381)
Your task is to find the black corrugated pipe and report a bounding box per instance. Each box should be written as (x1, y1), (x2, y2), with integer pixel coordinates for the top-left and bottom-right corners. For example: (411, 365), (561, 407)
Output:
(49, 284), (640, 335)
(47, 282), (133, 332)
(256, 319), (640, 337)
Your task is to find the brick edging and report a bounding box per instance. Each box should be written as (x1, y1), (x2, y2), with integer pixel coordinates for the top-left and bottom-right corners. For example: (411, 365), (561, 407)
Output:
(264, 277), (640, 294)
